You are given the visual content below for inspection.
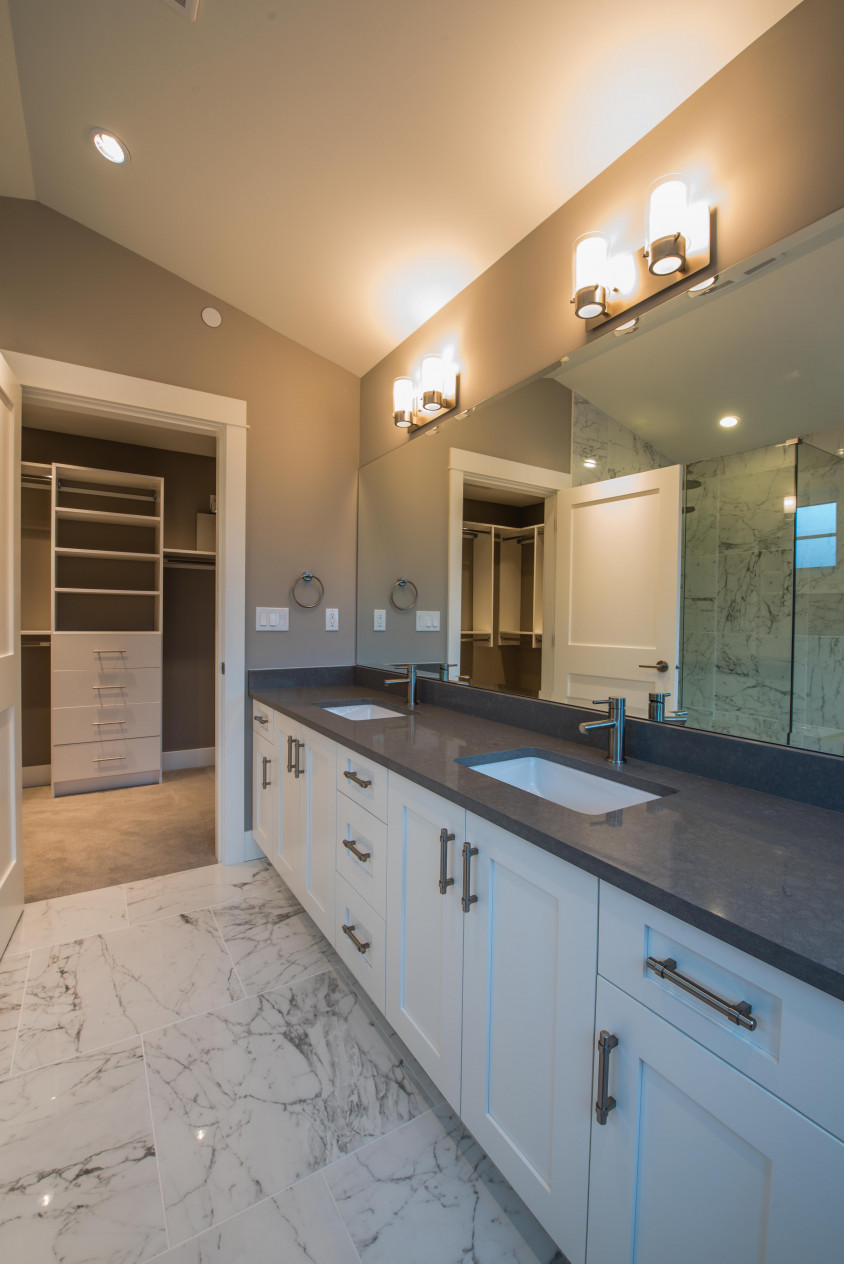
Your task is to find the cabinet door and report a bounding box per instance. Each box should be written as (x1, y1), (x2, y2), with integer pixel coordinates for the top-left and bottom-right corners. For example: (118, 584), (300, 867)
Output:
(587, 977), (844, 1264)
(461, 814), (597, 1264)
(251, 730), (275, 858)
(297, 723), (336, 942)
(386, 775), (465, 1108)
(273, 715), (302, 896)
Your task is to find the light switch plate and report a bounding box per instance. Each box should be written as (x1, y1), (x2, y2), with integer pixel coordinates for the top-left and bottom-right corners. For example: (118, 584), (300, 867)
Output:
(374, 609), (386, 631)
(415, 610), (440, 631)
(326, 608), (339, 631)
(256, 606), (288, 631)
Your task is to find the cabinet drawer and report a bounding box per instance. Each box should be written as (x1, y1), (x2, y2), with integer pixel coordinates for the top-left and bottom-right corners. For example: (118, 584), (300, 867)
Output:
(52, 667), (162, 708)
(52, 735), (161, 785)
(598, 882), (844, 1141)
(251, 702), (275, 743)
(336, 745), (388, 820)
(53, 700), (161, 745)
(336, 799), (387, 920)
(334, 874), (385, 1012)
(52, 631), (162, 671)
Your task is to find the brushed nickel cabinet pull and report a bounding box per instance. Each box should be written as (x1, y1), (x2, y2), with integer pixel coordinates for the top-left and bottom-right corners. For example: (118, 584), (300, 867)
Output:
(439, 828), (455, 895)
(342, 838), (371, 863)
(92, 720), (126, 726)
(93, 685), (125, 691)
(595, 1030), (618, 1124)
(343, 770), (372, 789)
(261, 754), (271, 790)
(341, 923), (370, 955)
(295, 739), (305, 778)
(93, 755), (126, 763)
(287, 734), (295, 773)
(646, 956), (757, 1030)
(254, 713), (268, 725)
(461, 840), (478, 912)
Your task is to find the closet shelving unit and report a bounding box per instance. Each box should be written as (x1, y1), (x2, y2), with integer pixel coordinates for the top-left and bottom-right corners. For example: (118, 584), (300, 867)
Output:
(461, 523), (495, 647)
(461, 520), (545, 649)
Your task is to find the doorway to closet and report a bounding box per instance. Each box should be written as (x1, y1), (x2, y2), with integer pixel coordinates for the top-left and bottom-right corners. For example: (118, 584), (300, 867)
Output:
(20, 405), (218, 903)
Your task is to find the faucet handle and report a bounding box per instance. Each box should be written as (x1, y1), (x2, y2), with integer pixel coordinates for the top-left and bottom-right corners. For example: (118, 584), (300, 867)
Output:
(592, 699), (611, 706)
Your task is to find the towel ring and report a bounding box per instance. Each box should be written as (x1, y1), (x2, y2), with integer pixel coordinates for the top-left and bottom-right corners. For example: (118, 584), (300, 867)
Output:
(291, 571), (325, 609)
(390, 576), (418, 611)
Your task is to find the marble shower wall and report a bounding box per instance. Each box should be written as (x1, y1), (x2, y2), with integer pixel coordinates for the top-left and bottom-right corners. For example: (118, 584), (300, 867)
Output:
(571, 393), (673, 486)
(680, 443), (796, 744)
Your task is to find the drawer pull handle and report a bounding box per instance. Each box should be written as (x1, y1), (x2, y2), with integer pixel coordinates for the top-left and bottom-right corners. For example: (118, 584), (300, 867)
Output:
(344, 770), (372, 789)
(461, 841), (478, 912)
(341, 923), (370, 955)
(287, 734), (296, 774)
(93, 685), (126, 691)
(342, 838), (371, 863)
(254, 714), (268, 725)
(93, 755), (126, 763)
(92, 720), (126, 726)
(261, 755), (271, 790)
(295, 739), (305, 779)
(595, 1030), (618, 1125)
(439, 828), (455, 894)
(646, 956), (757, 1031)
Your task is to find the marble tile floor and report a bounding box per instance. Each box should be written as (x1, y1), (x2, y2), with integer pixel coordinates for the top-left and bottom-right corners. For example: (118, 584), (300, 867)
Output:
(0, 858), (565, 1264)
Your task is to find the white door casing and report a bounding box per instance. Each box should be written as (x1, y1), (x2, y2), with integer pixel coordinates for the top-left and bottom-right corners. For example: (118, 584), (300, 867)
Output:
(0, 352), (24, 951)
(553, 465), (683, 712)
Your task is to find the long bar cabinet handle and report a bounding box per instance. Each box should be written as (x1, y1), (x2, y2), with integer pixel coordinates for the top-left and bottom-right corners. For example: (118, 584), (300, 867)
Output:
(342, 838), (371, 863)
(461, 841), (478, 912)
(93, 755), (126, 763)
(595, 1030), (618, 1124)
(343, 770), (372, 789)
(646, 956), (757, 1031)
(287, 734), (295, 773)
(439, 828), (455, 894)
(341, 923), (370, 955)
(261, 755), (271, 790)
(295, 739), (305, 778)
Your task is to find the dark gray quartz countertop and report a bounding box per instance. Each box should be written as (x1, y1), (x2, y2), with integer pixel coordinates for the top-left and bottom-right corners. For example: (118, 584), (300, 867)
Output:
(249, 682), (844, 1002)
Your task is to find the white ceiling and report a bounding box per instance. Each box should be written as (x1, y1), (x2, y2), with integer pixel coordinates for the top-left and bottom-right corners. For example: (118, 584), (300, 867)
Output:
(4, 0), (799, 375)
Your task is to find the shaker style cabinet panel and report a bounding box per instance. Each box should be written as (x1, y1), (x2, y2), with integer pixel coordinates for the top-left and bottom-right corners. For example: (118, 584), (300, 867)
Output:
(296, 722), (336, 943)
(586, 977), (844, 1264)
(273, 713), (301, 892)
(251, 729), (275, 859)
(386, 774), (466, 1109)
(461, 814), (598, 1264)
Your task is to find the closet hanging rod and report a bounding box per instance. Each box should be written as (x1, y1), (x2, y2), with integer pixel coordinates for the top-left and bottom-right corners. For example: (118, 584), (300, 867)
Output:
(57, 484), (158, 503)
(163, 560), (216, 571)
(21, 475), (52, 488)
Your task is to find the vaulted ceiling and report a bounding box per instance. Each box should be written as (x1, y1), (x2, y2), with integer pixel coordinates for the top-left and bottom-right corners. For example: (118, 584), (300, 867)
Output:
(2, 0), (799, 374)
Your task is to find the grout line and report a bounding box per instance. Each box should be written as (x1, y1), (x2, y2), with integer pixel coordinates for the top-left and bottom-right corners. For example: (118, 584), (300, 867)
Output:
(314, 1170), (365, 1264)
(7, 949), (33, 1079)
(209, 907), (248, 1000)
(140, 1033), (171, 1255)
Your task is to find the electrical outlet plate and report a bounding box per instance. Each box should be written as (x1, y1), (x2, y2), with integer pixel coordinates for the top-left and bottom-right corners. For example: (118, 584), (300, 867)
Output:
(256, 607), (288, 631)
(326, 608), (339, 631)
(416, 610), (440, 631)
(374, 609), (386, 631)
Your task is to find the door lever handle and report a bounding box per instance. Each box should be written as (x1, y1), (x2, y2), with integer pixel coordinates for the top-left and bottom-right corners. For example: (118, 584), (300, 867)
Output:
(638, 660), (669, 672)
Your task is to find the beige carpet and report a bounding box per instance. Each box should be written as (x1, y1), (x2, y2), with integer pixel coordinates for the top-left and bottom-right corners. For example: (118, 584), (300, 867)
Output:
(22, 767), (217, 903)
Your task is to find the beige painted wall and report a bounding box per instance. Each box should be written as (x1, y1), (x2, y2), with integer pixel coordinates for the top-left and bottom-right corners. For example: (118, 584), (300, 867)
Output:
(0, 198), (360, 673)
(360, 0), (844, 466)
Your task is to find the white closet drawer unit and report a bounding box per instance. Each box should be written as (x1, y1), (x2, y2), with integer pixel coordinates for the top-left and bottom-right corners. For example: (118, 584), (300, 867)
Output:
(251, 703), (275, 742)
(334, 873), (386, 1012)
(52, 701), (161, 746)
(52, 631), (162, 671)
(336, 744), (388, 820)
(52, 735), (161, 785)
(598, 882), (844, 1141)
(52, 667), (162, 709)
(336, 798), (387, 918)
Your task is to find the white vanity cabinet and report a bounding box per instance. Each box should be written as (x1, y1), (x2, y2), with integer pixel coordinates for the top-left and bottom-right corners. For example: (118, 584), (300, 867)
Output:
(586, 976), (844, 1264)
(385, 774), (466, 1108)
(295, 723), (336, 942)
(461, 814), (598, 1264)
(251, 705), (275, 857)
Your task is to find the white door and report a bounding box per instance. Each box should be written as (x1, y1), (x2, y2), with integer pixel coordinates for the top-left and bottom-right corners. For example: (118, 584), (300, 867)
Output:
(553, 465), (682, 713)
(386, 775), (465, 1109)
(251, 730), (275, 859)
(0, 354), (24, 951)
(297, 722), (336, 942)
(587, 977), (844, 1264)
(461, 815), (598, 1264)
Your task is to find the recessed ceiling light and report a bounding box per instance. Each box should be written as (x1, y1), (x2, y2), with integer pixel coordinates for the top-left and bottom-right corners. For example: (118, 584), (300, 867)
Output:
(201, 306), (222, 328)
(719, 415), (739, 428)
(90, 129), (129, 165)
(614, 318), (639, 336)
(689, 275), (717, 295)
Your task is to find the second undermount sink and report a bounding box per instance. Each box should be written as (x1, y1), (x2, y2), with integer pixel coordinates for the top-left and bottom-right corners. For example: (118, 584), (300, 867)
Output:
(322, 701), (407, 721)
(459, 751), (663, 815)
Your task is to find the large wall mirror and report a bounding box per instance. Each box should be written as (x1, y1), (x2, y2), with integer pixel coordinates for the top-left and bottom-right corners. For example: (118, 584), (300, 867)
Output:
(357, 208), (844, 756)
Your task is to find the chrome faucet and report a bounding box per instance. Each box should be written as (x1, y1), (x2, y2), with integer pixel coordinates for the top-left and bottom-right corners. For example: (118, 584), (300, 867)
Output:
(384, 664), (418, 709)
(579, 697), (626, 766)
(648, 692), (687, 724)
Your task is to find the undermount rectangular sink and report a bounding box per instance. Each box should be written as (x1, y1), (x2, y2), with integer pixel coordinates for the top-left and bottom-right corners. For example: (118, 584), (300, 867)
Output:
(321, 701), (406, 721)
(459, 751), (663, 815)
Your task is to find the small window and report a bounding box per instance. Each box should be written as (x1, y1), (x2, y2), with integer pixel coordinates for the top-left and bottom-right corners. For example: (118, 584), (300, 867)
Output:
(795, 502), (837, 569)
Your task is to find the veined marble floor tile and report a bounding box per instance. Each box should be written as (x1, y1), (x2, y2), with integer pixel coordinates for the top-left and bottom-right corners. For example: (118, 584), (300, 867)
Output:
(212, 894), (337, 996)
(325, 1107), (564, 1264)
(0, 952), (29, 1078)
(7, 884), (128, 954)
(150, 1174), (359, 1264)
(125, 859), (292, 926)
(14, 909), (243, 1073)
(145, 969), (428, 1245)
(0, 1039), (167, 1264)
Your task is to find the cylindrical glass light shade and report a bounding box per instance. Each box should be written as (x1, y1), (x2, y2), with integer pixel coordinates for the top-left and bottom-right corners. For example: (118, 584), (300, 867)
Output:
(393, 376), (414, 428)
(647, 177), (688, 276)
(421, 355), (445, 412)
(572, 232), (610, 319)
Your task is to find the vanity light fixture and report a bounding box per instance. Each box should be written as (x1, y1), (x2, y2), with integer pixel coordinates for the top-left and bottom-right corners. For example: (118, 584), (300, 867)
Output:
(572, 232), (610, 319)
(645, 176), (709, 277)
(392, 377), (415, 428)
(719, 415), (740, 428)
(392, 356), (458, 430)
(90, 128), (129, 164)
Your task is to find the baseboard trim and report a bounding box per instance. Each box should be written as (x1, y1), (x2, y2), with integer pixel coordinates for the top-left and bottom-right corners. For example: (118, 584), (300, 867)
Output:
(22, 764), (51, 788)
(162, 747), (216, 771)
